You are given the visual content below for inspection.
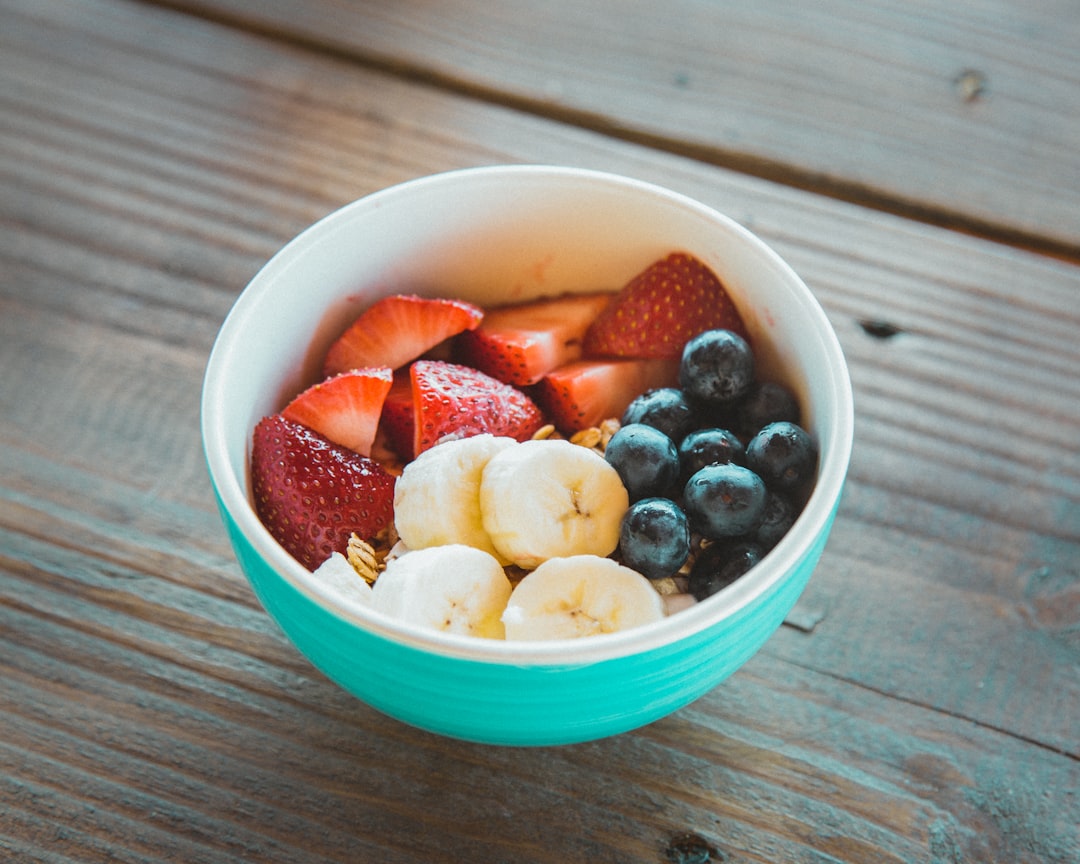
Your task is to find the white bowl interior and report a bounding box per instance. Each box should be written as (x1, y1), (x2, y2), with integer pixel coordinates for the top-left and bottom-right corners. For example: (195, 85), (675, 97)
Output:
(203, 165), (853, 664)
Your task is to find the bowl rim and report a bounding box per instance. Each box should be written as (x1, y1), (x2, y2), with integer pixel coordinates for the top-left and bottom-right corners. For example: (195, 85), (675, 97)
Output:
(202, 164), (854, 666)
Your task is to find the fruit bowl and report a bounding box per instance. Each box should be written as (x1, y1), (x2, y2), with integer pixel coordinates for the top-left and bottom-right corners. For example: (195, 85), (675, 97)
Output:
(201, 165), (854, 746)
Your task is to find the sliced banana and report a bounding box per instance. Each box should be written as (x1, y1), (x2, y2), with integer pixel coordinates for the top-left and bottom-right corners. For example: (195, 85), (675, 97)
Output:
(501, 554), (664, 640)
(393, 434), (517, 563)
(310, 551), (374, 608)
(480, 439), (629, 569)
(370, 544), (512, 639)
(662, 593), (698, 616)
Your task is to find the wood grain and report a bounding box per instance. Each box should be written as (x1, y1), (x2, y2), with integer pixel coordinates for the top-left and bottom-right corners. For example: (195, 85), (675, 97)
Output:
(148, 0), (1080, 257)
(1, 0), (1077, 861)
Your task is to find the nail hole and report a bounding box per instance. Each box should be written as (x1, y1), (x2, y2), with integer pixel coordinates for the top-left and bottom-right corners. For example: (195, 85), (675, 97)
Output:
(955, 68), (987, 102)
(859, 319), (903, 340)
(665, 832), (722, 863)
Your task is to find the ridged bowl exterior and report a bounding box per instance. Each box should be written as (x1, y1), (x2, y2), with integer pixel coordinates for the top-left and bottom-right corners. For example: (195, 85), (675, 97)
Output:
(202, 165), (853, 746)
(217, 493), (834, 745)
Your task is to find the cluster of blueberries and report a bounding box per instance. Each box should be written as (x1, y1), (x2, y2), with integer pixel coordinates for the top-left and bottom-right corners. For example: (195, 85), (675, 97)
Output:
(604, 329), (817, 600)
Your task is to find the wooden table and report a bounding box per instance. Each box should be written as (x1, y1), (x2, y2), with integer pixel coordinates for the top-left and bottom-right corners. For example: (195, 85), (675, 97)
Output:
(3, 1), (1077, 860)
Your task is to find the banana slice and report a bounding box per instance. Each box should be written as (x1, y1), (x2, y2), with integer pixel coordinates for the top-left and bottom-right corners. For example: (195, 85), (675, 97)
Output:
(393, 434), (517, 563)
(370, 544), (512, 639)
(501, 554), (665, 640)
(310, 551), (374, 608)
(480, 438), (630, 569)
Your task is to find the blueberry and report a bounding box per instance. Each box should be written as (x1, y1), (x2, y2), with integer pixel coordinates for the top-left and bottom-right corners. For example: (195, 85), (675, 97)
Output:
(746, 421), (817, 491)
(683, 462), (767, 539)
(621, 387), (697, 443)
(678, 427), (745, 480)
(604, 423), (679, 501)
(679, 329), (754, 406)
(688, 540), (763, 600)
(755, 490), (797, 551)
(738, 381), (801, 434)
(618, 497), (691, 580)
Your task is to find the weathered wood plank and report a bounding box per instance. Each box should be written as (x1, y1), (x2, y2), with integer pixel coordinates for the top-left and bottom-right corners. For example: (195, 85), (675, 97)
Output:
(2, 566), (1076, 862)
(1, 0), (1077, 861)
(141, 0), (1080, 256)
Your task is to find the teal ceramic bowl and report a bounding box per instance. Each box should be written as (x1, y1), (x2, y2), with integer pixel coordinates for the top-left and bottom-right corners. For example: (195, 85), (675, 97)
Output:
(202, 165), (853, 746)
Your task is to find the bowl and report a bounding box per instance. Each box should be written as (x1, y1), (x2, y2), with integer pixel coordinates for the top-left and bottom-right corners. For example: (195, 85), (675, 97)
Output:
(201, 165), (853, 746)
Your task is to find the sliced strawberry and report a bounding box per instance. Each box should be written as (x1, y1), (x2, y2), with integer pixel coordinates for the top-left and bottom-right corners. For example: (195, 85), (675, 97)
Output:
(533, 358), (680, 434)
(281, 367), (393, 456)
(251, 415), (396, 571)
(323, 294), (484, 377)
(376, 370), (416, 461)
(410, 360), (545, 455)
(584, 252), (748, 359)
(455, 292), (613, 386)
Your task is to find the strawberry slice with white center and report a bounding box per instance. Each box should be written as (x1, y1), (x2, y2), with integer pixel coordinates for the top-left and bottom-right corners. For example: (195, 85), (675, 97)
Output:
(282, 367), (393, 456)
(534, 357), (679, 434)
(410, 360), (546, 455)
(584, 252), (748, 359)
(323, 294), (484, 377)
(251, 415), (396, 571)
(455, 292), (613, 386)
